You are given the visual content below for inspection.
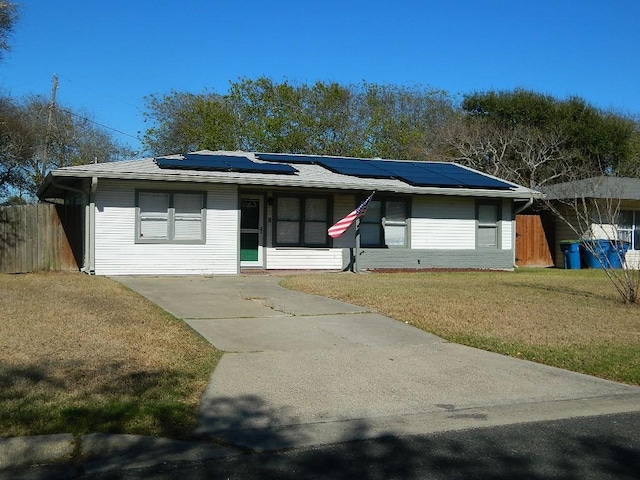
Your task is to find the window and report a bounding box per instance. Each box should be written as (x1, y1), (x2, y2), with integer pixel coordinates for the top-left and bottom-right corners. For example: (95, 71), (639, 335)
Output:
(477, 202), (500, 248)
(360, 198), (409, 247)
(136, 191), (205, 243)
(619, 210), (639, 250)
(275, 195), (330, 247)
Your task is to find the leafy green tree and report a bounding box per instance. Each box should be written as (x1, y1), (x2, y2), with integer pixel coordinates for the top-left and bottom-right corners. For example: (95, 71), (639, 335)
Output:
(0, 96), (32, 198)
(228, 77), (311, 153)
(142, 90), (239, 154)
(360, 84), (454, 160)
(0, 95), (134, 201)
(454, 89), (639, 186)
(142, 77), (456, 159)
(21, 95), (134, 194)
(303, 81), (360, 156)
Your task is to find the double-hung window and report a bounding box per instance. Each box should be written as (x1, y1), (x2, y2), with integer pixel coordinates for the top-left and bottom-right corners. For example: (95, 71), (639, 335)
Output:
(136, 191), (206, 244)
(360, 198), (409, 247)
(618, 210), (639, 250)
(275, 195), (330, 247)
(476, 201), (500, 248)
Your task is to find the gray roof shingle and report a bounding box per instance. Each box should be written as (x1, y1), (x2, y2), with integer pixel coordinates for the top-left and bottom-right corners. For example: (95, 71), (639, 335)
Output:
(38, 150), (541, 200)
(541, 176), (640, 200)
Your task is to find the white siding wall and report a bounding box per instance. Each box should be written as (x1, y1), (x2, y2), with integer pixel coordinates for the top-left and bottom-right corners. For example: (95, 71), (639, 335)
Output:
(411, 196), (476, 249)
(93, 180), (238, 275)
(501, 199), (513, 250)
(626, 251), (640, 269)
(265, 248), (344, 269)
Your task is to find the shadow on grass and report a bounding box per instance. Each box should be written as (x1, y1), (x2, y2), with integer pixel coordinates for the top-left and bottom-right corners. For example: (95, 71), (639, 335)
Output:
(0, 361), (201, 439)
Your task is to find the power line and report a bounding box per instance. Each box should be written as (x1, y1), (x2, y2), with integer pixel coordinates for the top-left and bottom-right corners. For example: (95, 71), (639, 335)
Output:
(52, 74), (144, 144)
(57, 74), (142, 111)
(58, 106), (143, 142)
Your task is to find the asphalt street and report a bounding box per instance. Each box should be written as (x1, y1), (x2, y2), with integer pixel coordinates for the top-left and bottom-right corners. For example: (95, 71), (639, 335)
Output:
(7, 411), (640, 480)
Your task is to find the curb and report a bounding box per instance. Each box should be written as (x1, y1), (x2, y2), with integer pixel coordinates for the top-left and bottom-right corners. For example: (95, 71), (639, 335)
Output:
(0, 433), (241, 474)
(0, 434), (74, 470)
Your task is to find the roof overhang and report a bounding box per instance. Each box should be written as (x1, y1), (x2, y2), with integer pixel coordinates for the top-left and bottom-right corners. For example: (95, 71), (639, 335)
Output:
(39, 168), (542, 200)
(541, 176), (640, 201)
(37, 150), (543, 201)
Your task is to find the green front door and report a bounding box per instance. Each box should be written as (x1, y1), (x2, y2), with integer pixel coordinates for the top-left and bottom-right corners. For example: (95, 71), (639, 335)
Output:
(240, 196), (263, 266)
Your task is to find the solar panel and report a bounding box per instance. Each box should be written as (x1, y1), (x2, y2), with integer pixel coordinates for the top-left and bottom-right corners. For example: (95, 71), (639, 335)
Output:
(368, 160), (513, 189)
(156, 155), (227, 170)
(157, 152), (513, 189)
(356, 161), (450, 187)
(317, 158), (394, 179)
(255, 153), (318, 164)
(156, 154), (298, 174)
(421, 163), (513, 189)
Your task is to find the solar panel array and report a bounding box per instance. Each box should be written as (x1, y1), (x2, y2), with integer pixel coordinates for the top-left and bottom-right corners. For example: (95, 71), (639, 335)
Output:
(155, 153), (298, 174)
(255, 153), (318, 164)
(255, 153), (513, 189)
(154, 152), (514, 189)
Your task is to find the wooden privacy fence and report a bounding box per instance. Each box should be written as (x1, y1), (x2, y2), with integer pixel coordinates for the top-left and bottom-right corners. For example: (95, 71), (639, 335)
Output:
(515, 214), (554, 268)
(0, 204), (80, 273)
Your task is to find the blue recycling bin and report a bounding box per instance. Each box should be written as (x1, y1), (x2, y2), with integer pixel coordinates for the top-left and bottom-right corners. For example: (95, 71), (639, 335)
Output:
(560, 241), (581, 269)
(580, 239), (610, 268)
(606, 241), (630, 269)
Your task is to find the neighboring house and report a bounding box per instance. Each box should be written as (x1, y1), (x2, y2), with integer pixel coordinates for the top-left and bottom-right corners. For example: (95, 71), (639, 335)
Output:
(541, 176), (640, 268)
(37, 150), (540, 275)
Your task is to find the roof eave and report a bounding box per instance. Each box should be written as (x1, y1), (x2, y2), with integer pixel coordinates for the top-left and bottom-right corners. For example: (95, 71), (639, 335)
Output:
(44, 169), (541, 200)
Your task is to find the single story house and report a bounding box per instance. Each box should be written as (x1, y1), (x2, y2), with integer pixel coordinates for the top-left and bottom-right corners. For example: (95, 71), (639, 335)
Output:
(541, 176), (640, 268)
(37, 150), (541, 275)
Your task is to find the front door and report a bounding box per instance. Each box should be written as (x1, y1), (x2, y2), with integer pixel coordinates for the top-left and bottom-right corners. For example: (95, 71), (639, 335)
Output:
(240, 196), (264, 268)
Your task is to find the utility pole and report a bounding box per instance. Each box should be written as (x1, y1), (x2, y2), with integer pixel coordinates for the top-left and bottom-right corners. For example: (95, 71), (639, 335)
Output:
(42, 73), (59, 180)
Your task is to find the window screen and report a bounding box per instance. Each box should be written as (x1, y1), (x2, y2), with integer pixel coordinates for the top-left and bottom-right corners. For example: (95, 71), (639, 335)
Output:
(360, 199), (408, 247)
(139, 192), (169, 240)
(275, 196), (329, 247)
(174, 193), (203, 240)
(136, 191), (205, 243)
(477, 202), (499, 248)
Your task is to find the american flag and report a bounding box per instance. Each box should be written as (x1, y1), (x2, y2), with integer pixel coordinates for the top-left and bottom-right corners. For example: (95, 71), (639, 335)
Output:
(328, 192), (375, 239)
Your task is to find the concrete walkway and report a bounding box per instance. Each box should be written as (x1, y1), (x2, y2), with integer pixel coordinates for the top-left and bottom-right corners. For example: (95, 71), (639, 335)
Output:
(116, 275), (640, 452)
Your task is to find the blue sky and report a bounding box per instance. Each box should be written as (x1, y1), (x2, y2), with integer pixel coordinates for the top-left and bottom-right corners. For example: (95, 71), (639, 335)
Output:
(2, 0), (639, 155)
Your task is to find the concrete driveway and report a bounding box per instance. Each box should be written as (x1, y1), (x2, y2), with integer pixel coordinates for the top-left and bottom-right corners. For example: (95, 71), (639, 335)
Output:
(115, 275), (640, 451)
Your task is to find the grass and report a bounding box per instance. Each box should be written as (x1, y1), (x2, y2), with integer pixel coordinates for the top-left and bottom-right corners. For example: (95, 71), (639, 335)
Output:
(0, 272), (222, 439)
(281, 268), (640, 385)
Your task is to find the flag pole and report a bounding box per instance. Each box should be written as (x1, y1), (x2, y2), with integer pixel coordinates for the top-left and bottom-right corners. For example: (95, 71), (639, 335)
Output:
(354, 217), (361, 273)
(328, 191), (375, 274)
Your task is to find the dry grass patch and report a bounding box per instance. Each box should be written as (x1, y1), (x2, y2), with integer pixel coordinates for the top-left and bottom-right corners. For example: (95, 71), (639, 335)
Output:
(281, 269), (640, 384)
(0, 272), (222, 438)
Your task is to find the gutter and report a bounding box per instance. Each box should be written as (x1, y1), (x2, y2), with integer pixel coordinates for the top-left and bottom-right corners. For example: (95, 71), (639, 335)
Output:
(515, 197), (535, 214)
(49, 178), (89, 198)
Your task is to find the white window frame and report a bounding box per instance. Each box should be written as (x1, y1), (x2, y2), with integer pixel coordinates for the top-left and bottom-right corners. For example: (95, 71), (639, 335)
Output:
(360, 198), (409, 248)
(135, 190), (206, 244)
(476, 201), (501, 249)
(274, 194), (331, 247)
